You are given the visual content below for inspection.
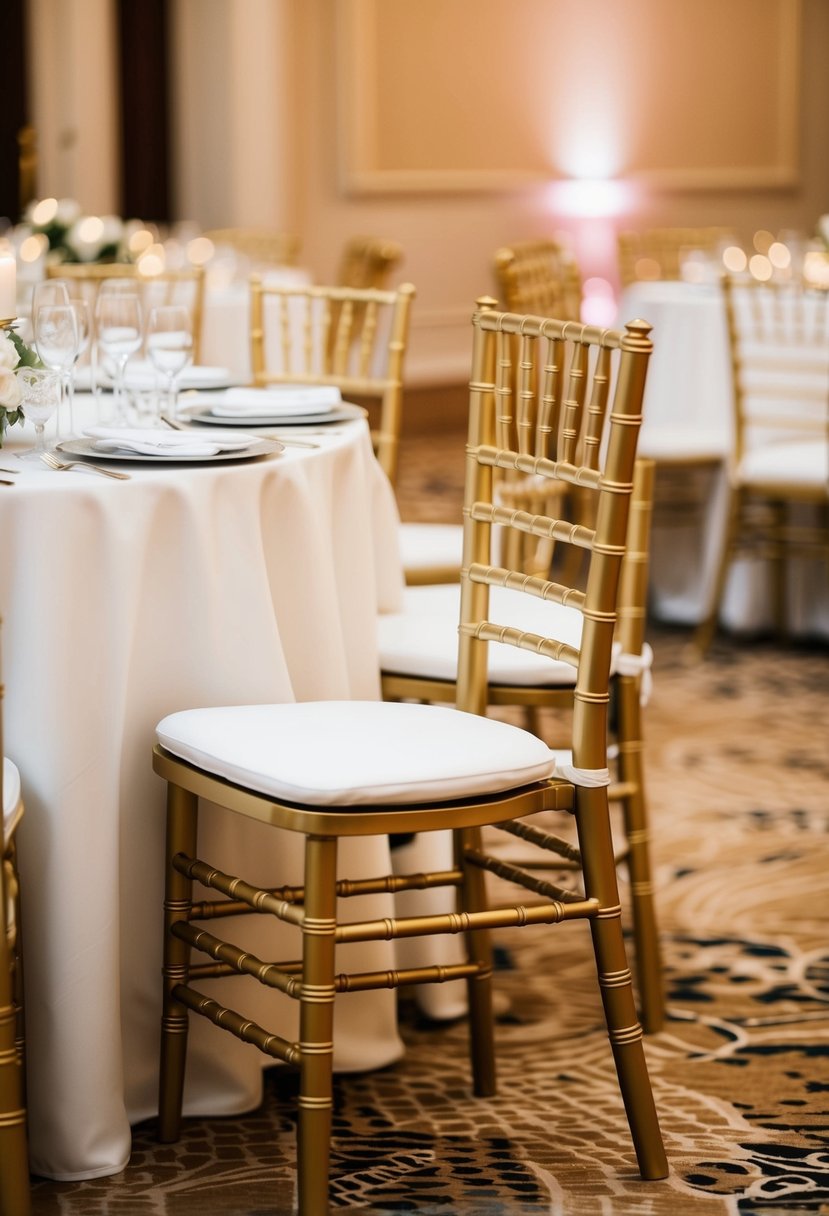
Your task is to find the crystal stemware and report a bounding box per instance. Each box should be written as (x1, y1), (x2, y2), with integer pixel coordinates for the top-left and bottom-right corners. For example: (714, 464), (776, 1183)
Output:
(34, 303), (80, 438)
(95, 291), (142, 423)
(146, 304), (193, 422)
(14, 367), (62, 461)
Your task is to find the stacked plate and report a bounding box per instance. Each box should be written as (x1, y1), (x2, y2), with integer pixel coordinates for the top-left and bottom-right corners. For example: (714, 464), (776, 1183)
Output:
(58, 427), (283, 464)
(182, 386), (364, 427)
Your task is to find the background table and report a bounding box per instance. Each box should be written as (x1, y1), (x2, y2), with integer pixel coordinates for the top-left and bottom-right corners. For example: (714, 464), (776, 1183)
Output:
(619, 280), (829, 639)
(0, 411), (414, 1181)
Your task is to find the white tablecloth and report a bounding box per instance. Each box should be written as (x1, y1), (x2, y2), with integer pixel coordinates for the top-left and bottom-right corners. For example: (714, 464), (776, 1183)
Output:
(0, 408), (415, 1180)
(619, 281), (829, 637)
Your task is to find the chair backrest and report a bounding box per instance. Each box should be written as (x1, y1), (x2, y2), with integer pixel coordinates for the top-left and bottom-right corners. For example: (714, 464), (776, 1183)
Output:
(722, 273), (829, 466)
(249, 279), (416, 485)
(46, 262), (206, 362)
(456, 300), (652, 771)
(336, 236), (404, 291)
(493, 239), (582, 321)
(618, 227), (731, 287)
(616, 459), (656, 661)
(202, 228), (301, 268)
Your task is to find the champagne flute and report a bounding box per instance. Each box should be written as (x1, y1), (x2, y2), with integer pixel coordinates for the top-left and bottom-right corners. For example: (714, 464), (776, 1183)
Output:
(95, 291), (142, 423)
(34, 303), (79, 438)
(146, 304), (193, 422)
(14, 367), (62, 460)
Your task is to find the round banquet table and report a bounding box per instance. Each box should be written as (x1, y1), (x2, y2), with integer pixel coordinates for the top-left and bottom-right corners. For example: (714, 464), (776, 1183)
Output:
(0, 406), (415, 1181)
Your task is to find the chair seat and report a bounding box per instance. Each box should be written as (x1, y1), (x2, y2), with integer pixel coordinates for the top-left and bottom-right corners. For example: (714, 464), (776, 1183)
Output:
(638, 425), (728, 462)
(398, 521), (463, 577)
(3, 758), (22, 842)
(738, 439), (829, 488)
(156, 700), (556, 807)
(379, 584), (591, 686)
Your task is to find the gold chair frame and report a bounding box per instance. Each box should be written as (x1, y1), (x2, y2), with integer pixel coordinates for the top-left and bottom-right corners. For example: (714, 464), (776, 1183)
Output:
(336, 236), (403, 291)
(154, 300), (666, 1212)
(202, 228), (301, 268)
(695, 274), (829, 650)
(617, 227), (732, 287)
(249, 278), (415, 487)
(0, 628), (29, 1215)
(493, 238), (582, 321)
(46, 262), (207, 363)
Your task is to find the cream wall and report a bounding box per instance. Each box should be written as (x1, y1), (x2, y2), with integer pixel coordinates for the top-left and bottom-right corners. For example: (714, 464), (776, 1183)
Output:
(24, 0), (829, 384)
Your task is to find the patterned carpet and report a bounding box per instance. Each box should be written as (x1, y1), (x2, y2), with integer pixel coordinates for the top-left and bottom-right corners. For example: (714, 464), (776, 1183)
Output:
(32, 432), (829, 1215)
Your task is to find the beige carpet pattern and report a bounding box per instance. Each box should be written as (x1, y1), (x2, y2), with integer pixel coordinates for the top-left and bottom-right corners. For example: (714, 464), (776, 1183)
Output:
(31, 432), (829, 1215)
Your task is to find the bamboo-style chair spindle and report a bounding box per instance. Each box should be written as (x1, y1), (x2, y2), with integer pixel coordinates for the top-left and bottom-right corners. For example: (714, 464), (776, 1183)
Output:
(249, 278), (415, 488)
(0, 625), (30, 1216)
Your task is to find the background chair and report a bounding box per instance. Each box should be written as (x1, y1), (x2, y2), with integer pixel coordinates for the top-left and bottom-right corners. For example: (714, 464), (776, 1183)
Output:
(47, 262), (207, 362)
(403, 241), (584, 588)
(249, 278), (415, 487)
(153, 300), (665, 1213)
(493, 237), (583, 320)
(0, 627), (29, 1215)
(380, 453), (664, 1032)
(202, 228), (301, 268)
(617, 226), (732, 286)
(695, 274), (829, 650)
(336, 236), (404, 291)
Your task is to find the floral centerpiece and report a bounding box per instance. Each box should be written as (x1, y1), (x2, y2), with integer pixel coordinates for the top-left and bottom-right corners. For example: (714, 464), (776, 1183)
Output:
(22, 197), (135, 265)
(0, 328), (42, 444)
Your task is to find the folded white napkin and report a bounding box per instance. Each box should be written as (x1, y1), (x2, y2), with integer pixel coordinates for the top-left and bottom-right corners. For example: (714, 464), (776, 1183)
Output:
(197, 386), (342, 417)
(84, 426), (257, 457)
(121, 362), (232, 391)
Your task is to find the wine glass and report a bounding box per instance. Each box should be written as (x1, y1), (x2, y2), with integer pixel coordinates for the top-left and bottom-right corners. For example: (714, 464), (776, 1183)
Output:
(95, 291), (142, 422)
(14, 367), (62, 461)
(27, 279), (70, 346)
(34, 303), (80, 438)
(146, 304), (193, 422)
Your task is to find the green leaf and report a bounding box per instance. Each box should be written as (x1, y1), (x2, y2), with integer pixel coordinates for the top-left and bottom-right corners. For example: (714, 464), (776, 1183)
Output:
(7, 329), (43, 369)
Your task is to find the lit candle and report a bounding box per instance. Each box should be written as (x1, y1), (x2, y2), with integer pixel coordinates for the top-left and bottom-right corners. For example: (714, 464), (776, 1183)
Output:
(0, 255), (16, 320)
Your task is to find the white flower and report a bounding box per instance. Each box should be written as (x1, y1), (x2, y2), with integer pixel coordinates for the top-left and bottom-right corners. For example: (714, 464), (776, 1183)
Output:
(55, 198), (82, 226)
(100, 215), (124, 246)
(0, 367), (21, 410)
(0, 332), (21, 372)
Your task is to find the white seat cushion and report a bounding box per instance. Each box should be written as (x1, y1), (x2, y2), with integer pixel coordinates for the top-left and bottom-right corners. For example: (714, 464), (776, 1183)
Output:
(3, 758), (22, 842)
(638, 425), (728, 461)
(157, 701), (556, 806)
(738, 439), (829, 488)
(398, 521), (463, 575)
(378, 584), (589, 686)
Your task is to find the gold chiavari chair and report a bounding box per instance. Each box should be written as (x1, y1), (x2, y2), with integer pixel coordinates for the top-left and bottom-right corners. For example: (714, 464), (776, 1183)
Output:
(152, 299), (666, 1213)
(249, 278), (415, 488)
(381, 457), (664, 1032)
(336, 236), (403, 291)
(0, 626), (30, 1216)
(695, 274), (829, 651)
(617, 226), (732, 287)
(46, 262), (207, 363)
(402, 242), (583, 589)
(493, 238), (583, 321)
(202, 228), (301, 268)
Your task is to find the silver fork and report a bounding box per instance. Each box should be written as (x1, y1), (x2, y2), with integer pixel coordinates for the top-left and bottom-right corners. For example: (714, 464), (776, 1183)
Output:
(40, 451), (131, 481)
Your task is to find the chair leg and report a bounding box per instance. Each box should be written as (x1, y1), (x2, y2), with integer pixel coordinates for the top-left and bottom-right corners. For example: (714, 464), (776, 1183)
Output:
(770, 499), (787, 638)
(456, 827), (496, 1097)
(158, 782), (199, 1143)
(574, 788), (668, 1180)
(1, 864), (30, 1214)
(615, 677), (664, 1034)
(694, 485), (740, 655)
(297, 834), (338, 1216)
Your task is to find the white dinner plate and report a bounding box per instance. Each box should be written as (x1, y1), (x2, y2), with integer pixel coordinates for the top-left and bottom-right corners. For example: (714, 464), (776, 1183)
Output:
(57, 437), (283, 464)
(181, 402), (367, 427)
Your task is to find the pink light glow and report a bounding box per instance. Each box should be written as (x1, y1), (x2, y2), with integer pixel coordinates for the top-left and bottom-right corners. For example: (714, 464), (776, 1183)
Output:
(546, 178), (636, 219)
